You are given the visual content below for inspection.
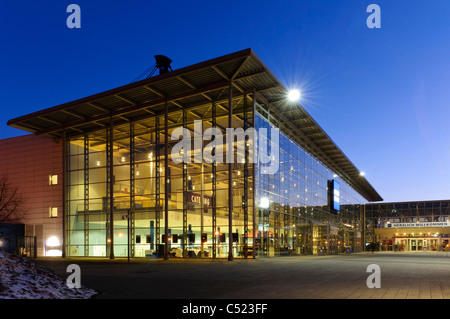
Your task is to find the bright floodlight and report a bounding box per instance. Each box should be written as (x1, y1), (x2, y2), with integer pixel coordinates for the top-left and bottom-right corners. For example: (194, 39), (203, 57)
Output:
(288, 89), (301, 102)
(46, 236), (60, 247)
(359, 171), (366, 176)
(259, 197), (270, 209)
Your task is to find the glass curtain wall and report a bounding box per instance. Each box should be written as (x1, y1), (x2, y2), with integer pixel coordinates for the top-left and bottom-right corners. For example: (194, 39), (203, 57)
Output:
(254, 106), (365, 256)
(66, 94), (254, 258)
(65, 96), (366, 258)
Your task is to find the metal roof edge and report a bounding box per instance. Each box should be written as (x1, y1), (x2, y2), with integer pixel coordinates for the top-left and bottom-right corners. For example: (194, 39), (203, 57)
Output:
(7, 48), (253, 127)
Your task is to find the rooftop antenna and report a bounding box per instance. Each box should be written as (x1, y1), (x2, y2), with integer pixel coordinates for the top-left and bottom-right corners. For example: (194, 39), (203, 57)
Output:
(132, 55), (173, 82)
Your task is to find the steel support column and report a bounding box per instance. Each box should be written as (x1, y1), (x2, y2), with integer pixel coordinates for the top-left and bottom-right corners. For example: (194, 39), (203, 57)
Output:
(62, 130), (67, 258)
(182, 107), (188, 258)
(155, 116), (161, 249)
(251, 90), (256, 259)
(362, 205), (366, 251)
(284, 205), (289, 254)
(105, 127), (111, 257)
(108, 117), (115, 259)
(84, 134), (89, 257)
(228, 84), (233, 261)
(243, 93), (249, 258)
(263, 210), (268, 256)
(129, 122), (135, 257)
(212, 100), (217, 259)
(275, 209), (280, 255)
(164, 101), (169, 260)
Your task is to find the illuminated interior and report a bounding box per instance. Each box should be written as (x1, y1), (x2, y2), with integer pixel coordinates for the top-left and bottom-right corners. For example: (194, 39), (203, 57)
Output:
(66, 98), (365, 258)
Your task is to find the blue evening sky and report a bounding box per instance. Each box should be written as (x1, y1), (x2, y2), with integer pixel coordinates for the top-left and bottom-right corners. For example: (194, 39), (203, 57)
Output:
(1, 1), (450, 203)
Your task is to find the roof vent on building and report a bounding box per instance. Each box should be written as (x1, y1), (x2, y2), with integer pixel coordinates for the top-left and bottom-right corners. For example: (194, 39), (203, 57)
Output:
(132, 55), (173, 82)
(154, 55), (173, 74)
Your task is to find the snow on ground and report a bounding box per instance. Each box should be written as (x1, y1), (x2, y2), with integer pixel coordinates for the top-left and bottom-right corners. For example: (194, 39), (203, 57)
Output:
(0, 250), (97, 299)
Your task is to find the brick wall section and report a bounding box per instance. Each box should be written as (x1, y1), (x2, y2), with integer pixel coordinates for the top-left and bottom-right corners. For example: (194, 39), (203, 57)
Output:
(0, 134), (63, 257)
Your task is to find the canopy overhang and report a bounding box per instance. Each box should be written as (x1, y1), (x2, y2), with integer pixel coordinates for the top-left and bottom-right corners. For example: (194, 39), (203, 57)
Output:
(7, 48), (382, 202)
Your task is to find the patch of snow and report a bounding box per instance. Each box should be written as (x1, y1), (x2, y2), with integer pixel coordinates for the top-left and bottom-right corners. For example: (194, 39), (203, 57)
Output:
(0, 249), (97, 299)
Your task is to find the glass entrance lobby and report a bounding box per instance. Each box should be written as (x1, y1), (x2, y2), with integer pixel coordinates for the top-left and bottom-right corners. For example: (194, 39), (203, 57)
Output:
(365, 200), (450, 252)
(395, 237), (440, 252)
(65, 101), (367, 258)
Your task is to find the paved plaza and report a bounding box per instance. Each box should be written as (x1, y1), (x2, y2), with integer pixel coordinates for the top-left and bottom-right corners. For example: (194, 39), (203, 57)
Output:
(35, 252), (450, 299)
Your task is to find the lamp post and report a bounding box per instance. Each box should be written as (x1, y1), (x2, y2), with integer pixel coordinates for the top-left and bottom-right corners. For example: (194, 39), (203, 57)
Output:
(258, 197), (270, 257)
(122, 210), (130, 263)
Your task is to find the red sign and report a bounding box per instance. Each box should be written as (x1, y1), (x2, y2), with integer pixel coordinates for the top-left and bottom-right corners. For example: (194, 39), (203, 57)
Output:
(186, 192), (213, 208)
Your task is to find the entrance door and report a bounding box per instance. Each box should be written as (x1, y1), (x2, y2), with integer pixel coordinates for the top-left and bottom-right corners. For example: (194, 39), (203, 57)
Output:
(400, 239), (407, 251)
(417, 239), (423, 251)
(408, 238), (427, 251)
(429, 239), (438, 251)
(410, 239), (417, 251)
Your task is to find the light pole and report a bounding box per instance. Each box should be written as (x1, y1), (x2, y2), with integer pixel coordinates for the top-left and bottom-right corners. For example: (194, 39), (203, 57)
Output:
(122, 210), (130, 263)
(258, 197), (270, 257)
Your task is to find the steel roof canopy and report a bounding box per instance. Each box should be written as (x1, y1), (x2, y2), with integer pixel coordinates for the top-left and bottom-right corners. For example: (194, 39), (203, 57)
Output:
(7, 48), (382, 202)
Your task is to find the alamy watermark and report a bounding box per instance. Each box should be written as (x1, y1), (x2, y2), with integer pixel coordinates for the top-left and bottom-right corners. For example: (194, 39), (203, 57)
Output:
(366, 264), (381, 288)
(367, 4), (381, 29)
(66, 264), (81, 288)
(66, 4), (81, 29)
(65, 4), (380, 30)
(171, 120), (280, 175)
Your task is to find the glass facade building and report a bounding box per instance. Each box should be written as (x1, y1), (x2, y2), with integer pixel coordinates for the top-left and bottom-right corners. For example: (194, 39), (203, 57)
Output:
(7, 49), (382, 259)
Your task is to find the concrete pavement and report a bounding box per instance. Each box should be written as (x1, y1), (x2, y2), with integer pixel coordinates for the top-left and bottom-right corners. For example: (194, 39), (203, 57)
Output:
(34, 252), (450, 299)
